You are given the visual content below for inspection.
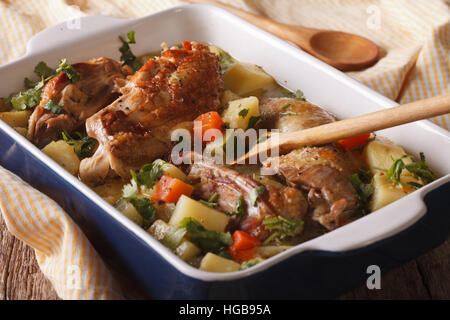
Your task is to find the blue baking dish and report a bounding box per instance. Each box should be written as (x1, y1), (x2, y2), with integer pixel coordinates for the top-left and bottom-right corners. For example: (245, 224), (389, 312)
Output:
(0, 5), (449, 299)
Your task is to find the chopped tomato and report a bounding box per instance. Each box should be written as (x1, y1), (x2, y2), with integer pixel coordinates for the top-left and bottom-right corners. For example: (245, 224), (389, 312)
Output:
(231, 230), (261, 250)
(182, 41), (192, 51)
(336, 133), (371, 152)
(228, 247), (256, 263)
(151, 175), (193, 203)
(194, 111), (224, 143)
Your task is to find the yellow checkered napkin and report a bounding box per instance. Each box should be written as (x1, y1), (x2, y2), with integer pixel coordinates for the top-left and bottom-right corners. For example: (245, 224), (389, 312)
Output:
(0, 166), (123, 299)
(0, 0), (448, 300)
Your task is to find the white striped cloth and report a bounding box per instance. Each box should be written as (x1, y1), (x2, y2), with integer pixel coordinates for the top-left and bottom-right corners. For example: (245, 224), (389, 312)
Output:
(0, 0), (448, 300)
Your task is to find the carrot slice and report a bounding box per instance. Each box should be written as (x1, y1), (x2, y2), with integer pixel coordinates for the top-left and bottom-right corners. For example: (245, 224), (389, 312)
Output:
(194, 111), (224, 143)
(231, 230), (261, 250)
(228, 247), (256, 263)
(151, 175), (193, 203)
(336, 133), (371, 152)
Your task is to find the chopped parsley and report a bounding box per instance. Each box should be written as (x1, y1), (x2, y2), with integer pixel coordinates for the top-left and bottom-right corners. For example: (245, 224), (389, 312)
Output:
(238, 108), (249, 118)
(199, 192), (219, 208)
(62, 130), (98, 159)
(180, 217), (233, 251)
(56, 59), (80, 83)
(280, 103), (291, 110)
(349, 168), (373, 204)
(43, 99), (63, 114)
(250, 186), (266, 206)
(284, 89), (306, 101)
(262, 216), (303, 245)
(247, 116), (261, 129)
(131, 162), (164, 188)
(128, 197), (156, 229)
(10, 78), (45, 110)
(34, 61), (56, 79)
(226, 198), (244, 217)
(385, 153), (435, 186)
(119, 30), (142, 72)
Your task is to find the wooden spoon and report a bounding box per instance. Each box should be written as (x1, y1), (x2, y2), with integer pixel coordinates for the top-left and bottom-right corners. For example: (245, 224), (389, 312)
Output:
(234, 93), (450, 164)
(182, 0), (379, 71)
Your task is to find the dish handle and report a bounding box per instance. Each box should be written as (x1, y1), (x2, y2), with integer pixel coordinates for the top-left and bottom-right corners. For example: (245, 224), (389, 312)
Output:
(26, 15), (129, 54)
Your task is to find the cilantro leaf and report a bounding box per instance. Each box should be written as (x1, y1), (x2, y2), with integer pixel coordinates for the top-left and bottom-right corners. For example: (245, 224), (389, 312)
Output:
(262, 216), (303, 245)
(247, 116), (261, 129)
(250, 186), (265, 206)
(385, 153), (435, 186)
(34, 61), (56, 79)
(180, 217), (233, 251)
(199, 192), (219, 209)
(129, 197), (156, 229)
(62, 130), (98, 159)
(238, 108), (249, 118)
(119, 30), (142, 72)
(132, 163), (164, 188)
(56, 59), (80, 83)
(44, 99), (63, 114)
(10, 78), (45, 111)
(349, 171), (373, 204)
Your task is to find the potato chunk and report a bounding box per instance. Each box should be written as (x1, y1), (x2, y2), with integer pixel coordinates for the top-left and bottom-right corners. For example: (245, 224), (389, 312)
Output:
(175, 240), (201, 262)
(223, 62), (275, 96)
(0, 110), (32, 128)
(153, 159), (188, 182)
(370, 172), (418, 211)
(169, 195), (230, 232)
(199, 253), (241, 273)
(222, 96), (260, 130)
(363, 137), (412, 174)
(220, 90), (241, 106)
(41, 140), (80, 175)
(14, 127), (28, 138)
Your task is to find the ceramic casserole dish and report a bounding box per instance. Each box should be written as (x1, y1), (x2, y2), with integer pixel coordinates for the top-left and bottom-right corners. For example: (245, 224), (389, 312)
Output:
(0, 4), (449, 299)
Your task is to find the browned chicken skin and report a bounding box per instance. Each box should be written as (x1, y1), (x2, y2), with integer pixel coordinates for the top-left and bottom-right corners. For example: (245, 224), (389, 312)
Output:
(80, 42), (224, 182)
(261, 98), (365, 231)
(28, 57), (126, 147)
(188, 160), (307, 241)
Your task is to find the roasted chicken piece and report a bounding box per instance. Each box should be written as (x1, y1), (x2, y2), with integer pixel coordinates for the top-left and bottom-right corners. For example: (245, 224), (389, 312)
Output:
(28, 57), (126, 147)
(80, 42), (224, 182)
(261, 98), (365, 231)
(188, 160), (307, 241)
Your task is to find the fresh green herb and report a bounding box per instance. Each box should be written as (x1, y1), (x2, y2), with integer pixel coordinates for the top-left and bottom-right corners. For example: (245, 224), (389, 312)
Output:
(385, 153), (435, 186)
(129, 197), (157, 229)
(119, 30), (142, 72)
(262, 216), (303, 245)
(408, 181), (423, 190)
(250, 186), (265, 206)
(131, 163), (164, 188)
(56, 59), (81, 83)
(10, 78), (45, 110)
(34, 61), (56, 79)
(241, 258), (263, 270)
(280, 111), (298, 117)
(280, 103), (291, 110)
(43, 99), (63, 114)
(161, 226), (187, 250)
(226, 198), (244, 217)
(200, 192), (220, 208)
(180, 217), (233, 251)
(284, 89), (306, 101)
(24, 77), (36, 89)
(349, 171), (373, 204)
(238, 108), (249, 118)
(247, 116), (261, 129)
(62, 130), (98, 159)
(217, 250), (232, 260)
(209, 46), (236, 74)
(122, 178), (138, 200)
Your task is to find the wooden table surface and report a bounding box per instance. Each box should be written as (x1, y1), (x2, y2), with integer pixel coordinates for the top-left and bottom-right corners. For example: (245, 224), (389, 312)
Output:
(1, 212), (449, 300)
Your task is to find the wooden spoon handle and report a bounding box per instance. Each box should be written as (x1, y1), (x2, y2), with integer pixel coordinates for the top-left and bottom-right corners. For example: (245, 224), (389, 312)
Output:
(279, 93), (450, 149)
(181, 0), (312, 42)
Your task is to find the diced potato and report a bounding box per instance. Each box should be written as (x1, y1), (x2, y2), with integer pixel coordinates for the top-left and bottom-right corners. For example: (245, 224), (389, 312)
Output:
(175, 240), (201, 262)
(147, 219), (171, 240)
(256, 246), (293, 258)
(199, 252), (241, 273)
(0, 110), (32, 128)
(114, 198), (143, 226)
(222, 96), (260, 130)
(370, 172), (419, 211)
(154, 202), (176, 222)
(41, 140), (80, 175)
(223, 62), (275, 96)
(14, 127), (28, 138)
(153, 159), (188, 182)
(363, 137), (412, 174)
(220, 90), (241, 106)
(169, 195), (230, 232)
